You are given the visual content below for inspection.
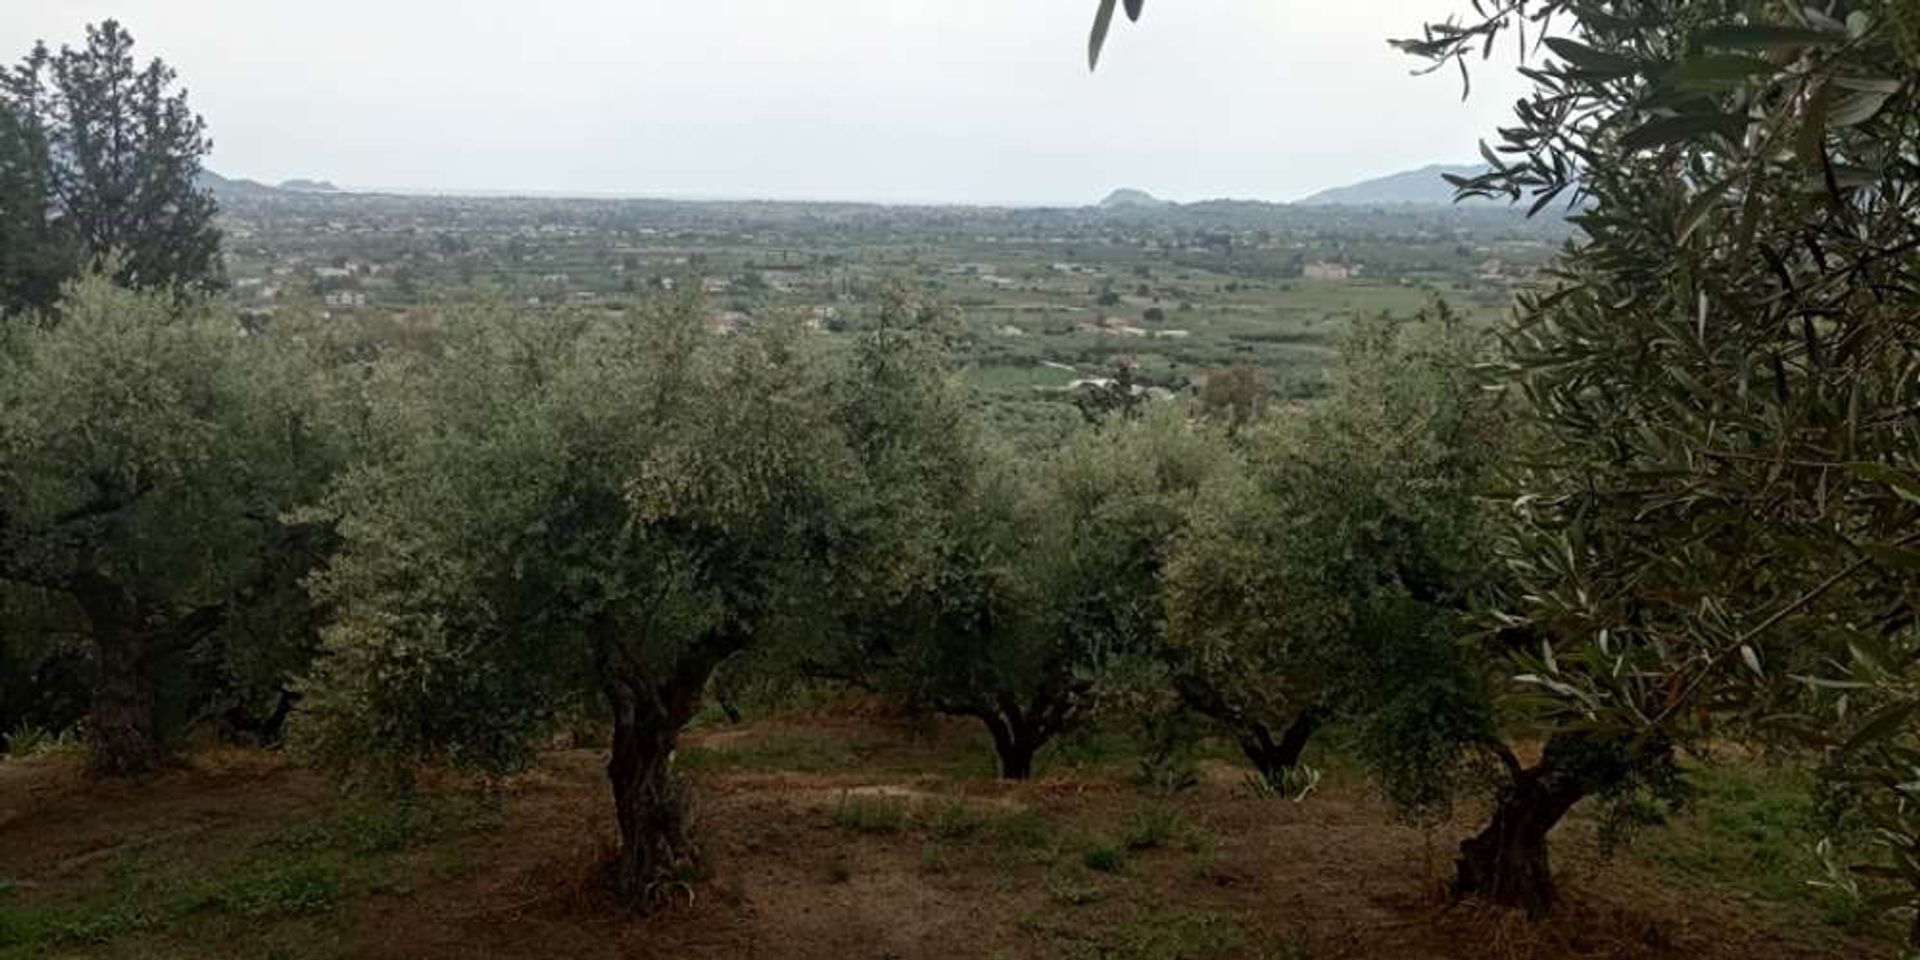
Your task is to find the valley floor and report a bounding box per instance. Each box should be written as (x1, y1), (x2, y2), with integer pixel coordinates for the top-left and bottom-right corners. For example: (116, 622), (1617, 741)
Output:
(0, 710), (1882, 959)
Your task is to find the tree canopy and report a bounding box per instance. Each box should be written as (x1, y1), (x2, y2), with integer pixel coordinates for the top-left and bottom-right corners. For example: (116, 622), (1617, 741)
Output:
(0, 20), (221, 317)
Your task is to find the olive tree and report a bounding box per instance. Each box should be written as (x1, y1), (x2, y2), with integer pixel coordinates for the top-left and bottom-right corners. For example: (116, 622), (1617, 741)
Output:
(1387, 0), (1920, 926)
(0, 277), (337, 775)
(836, 302), (1227, 779)
(1166, 309), (1506, 803)
(1093, 0), (1920, 930)
(295, 299), (853, 903)
(858, 396), (1226, 779)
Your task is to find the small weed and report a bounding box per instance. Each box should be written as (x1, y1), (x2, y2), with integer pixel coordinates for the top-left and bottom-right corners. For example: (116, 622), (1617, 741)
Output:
(1244, 764), (1321, 802)
(824, 853), (853, 884)
(2, 723), (49, 758)
(1082, 843), (1126, 874)
(830, 793), (912, 834)
(1123, 804), (1184, 851)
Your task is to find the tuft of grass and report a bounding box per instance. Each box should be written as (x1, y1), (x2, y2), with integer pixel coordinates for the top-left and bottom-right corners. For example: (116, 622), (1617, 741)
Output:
(987, 809), (1051, 850)
(0, 793), (489, 958)
(829, 793), (912, 835)
(0, 723), (82, 762)
(1081, 843), (1127, 874)
(1123, 804), (1185, 851)
(928, 798), (987, 840)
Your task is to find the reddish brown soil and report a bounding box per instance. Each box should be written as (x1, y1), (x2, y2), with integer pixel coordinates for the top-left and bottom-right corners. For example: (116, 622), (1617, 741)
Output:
(0, 717), (1869, 960)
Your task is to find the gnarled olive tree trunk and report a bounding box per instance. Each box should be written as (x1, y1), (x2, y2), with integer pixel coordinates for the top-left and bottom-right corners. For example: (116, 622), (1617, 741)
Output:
(70, 572), (229, 778)
(1453, 732), (1658, 916)
(72, 573), (164, 777)
(1452, 752), (1588, 915)
(1171, 673), (1322, 784)
(958, 675), (1087, 780)
(596, 619), (745, 906)
(1233, 709), (1322, 785)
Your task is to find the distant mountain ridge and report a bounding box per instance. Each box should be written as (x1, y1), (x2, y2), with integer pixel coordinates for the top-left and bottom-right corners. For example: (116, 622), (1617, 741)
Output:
(1295, 164), (1488, 206)
(198, 170), (343, 200)
(1098, 188), (1170, 209)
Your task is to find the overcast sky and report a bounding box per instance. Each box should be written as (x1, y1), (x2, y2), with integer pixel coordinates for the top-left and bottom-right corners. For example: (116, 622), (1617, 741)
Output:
(1, 1), (1532, 206)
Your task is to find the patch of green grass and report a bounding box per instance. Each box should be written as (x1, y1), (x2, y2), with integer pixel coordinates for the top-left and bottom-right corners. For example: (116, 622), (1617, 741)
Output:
(1017, 907), (1246, 960)
(177, 862), (345, 920)
(1081, 843), (1127, 874)
(1637, 762), (1888, 937)
(268, 795), (498, 857)
(0, 794), (489, 959)
(987, 809), (1052, 850)
(0, 859), (342, 958)
(1102, 910), (1246, 960)
(829, 793), (912, 835)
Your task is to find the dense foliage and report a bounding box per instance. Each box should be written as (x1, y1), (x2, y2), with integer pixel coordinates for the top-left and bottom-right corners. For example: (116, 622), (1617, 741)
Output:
(296, 298), (856, 899)
(1391, 0), (1920, 930)
(3, 6), (1912, 951)
(1167, 308), (1507, 813)
(0, 278), (339, 774)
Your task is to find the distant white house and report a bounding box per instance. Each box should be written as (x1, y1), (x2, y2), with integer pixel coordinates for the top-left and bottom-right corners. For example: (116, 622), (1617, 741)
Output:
(1303, 261), (1359, 281)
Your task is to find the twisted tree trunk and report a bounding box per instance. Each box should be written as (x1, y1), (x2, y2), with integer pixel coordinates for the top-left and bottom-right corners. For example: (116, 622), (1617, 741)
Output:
(72, 573), (164, 777)
(979, 709), (1039, 780)
(969, 674), (1086, 781)
(87, 626), (161, 777)
(1453, 732), (1656, 916)
(595, 618), (745, 907)
(1452, 753), (1588, 915)
(607, 713), (695, 899)
(1234, 709), (1322, 785)
(1171, 673), (1322, 784)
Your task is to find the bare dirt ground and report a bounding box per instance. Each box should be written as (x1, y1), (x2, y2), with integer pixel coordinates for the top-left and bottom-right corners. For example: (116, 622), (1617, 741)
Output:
(0, 714), (1874, 960)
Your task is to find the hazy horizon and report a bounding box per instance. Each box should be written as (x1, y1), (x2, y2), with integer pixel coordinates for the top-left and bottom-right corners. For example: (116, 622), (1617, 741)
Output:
(1, 1), (1530, 206)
